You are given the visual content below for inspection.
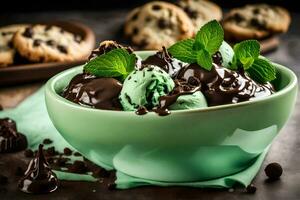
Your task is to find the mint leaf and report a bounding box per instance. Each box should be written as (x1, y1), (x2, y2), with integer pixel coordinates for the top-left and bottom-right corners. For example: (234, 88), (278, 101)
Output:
(83, 48), (136, 81)
(196, 49), (213, 70)
(246, 58), (276, 83)
(168, 20), (223, 71)
(195, 20), (224, 55)
(232, 40), (260, 68)
(240, 57), (255, 69)
(168, 39), (196, 63)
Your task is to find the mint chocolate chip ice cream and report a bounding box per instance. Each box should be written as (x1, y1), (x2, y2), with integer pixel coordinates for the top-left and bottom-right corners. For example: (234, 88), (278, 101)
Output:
(119, 65), (175, 111)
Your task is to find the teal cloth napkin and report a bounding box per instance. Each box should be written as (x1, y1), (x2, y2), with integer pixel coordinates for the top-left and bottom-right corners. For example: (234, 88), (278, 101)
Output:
(0, 87), (267, 189)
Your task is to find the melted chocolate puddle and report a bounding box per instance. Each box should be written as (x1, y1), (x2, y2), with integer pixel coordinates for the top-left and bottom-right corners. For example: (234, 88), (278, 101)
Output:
(18, 144), (59, 194)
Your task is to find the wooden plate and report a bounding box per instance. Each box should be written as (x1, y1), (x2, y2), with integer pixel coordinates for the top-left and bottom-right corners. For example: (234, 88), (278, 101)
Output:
(0, 21), (96, 86)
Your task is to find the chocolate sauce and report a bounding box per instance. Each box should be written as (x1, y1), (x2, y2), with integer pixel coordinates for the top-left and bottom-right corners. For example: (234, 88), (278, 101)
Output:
(143, 47), (185, 78)
(154, 80), (201, 116)
(135, 106), (148, 115)
(18, 144), (59, 194)
(177, 63), (274, 106)
(88, 40), (133, 60)
(212, 51), (223, 66)
(62, 73), (123, 110)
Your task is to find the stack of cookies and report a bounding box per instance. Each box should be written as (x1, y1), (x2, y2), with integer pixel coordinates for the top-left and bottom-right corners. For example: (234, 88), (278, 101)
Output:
(124, 0), (222, 50)
(124, 1), (291, 50)
(222, 4), (291, 41)
(0, 24), (90, 67)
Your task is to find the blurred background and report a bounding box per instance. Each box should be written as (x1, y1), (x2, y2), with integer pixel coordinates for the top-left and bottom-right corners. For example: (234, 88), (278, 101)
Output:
(1, 0), (299, 11)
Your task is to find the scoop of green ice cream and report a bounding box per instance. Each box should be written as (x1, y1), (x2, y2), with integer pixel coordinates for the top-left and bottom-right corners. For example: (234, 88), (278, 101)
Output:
(169, 91), (207, 110)
(119, 65), (175, 111)
(219, 41), (234, 68)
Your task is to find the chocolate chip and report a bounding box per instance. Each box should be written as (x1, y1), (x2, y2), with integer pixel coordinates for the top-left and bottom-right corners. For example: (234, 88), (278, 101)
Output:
(45, 25), (52, 31)
(55, 157), (68, 167)
(132, 27), (139, 35)
(46, 40), (55, 46)
(22, 27), (33, 38)
(33, 39), (42, 47)
(184, 7), (198, 19)
(0, 118), (28, 153)
(0, 104), (2, 111)
(68, 160), (87, 174)
(24, 149), (34, 157)
(253, 8), (260, 14)
(15, 167), (24, 176)
(57, 45), (68, 54)
(7, 41), (13, 48)
(250, 18), (266, 29)
(43, 138), (53, 145)
(63, 147), (72, 156)
(125, 93), (132, 105)
(265, 163), (283, 180)
(0, 174), (8, 185)
(131, 12), (139, 21)
(246, 184), (257, 194)
(158, 18), (172, 29)
(231, 13), (245, 23)
(152, 4), (161, 10)
(74, 152), (82, 157)
(45, 146), (57, 157)
(60, 28), (65, 33)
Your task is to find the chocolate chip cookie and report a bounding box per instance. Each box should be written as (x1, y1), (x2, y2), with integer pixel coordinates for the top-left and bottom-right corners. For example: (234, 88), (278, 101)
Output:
(0, 25), (27, 67)
(178, 0), (222, 34)
(223, 4), (291, 41)
(124, 1), (194, 50)
(13, 25), (90, 62)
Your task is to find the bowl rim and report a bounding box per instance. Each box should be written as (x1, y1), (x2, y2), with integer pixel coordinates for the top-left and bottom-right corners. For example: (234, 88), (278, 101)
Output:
(45, 51), (298, 115)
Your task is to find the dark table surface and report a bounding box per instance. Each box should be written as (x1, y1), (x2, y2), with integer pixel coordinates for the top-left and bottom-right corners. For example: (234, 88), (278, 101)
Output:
(0, 10), (300, 200)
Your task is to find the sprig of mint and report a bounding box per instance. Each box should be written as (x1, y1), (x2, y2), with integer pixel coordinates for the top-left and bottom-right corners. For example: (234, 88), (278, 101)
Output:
(246, 58), (276, 83)
(230, 40), (276, 83)
(168, 20), (223, 70)
(83, 48), (136, 81)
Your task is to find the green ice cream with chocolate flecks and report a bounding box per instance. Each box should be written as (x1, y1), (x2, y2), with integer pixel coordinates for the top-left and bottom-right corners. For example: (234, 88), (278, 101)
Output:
(119, 65), (175, 111)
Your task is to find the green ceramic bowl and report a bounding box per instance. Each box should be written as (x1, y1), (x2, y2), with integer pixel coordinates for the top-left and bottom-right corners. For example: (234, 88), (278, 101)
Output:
(45, 51), (298, 182)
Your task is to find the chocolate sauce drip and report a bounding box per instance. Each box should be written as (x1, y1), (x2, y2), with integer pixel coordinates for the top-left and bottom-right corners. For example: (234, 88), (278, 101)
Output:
(18, 144), (59, 194)
(62, 73), (123, 110)
(177, 63), (274, 106)
(0, 118), (27, 153)
(135, 106), (148, 115)
(212, 51), (223, 66)
(142, 47), (185, 77)
(154, 80), (201, 116)
(88, 40), (133, 60)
